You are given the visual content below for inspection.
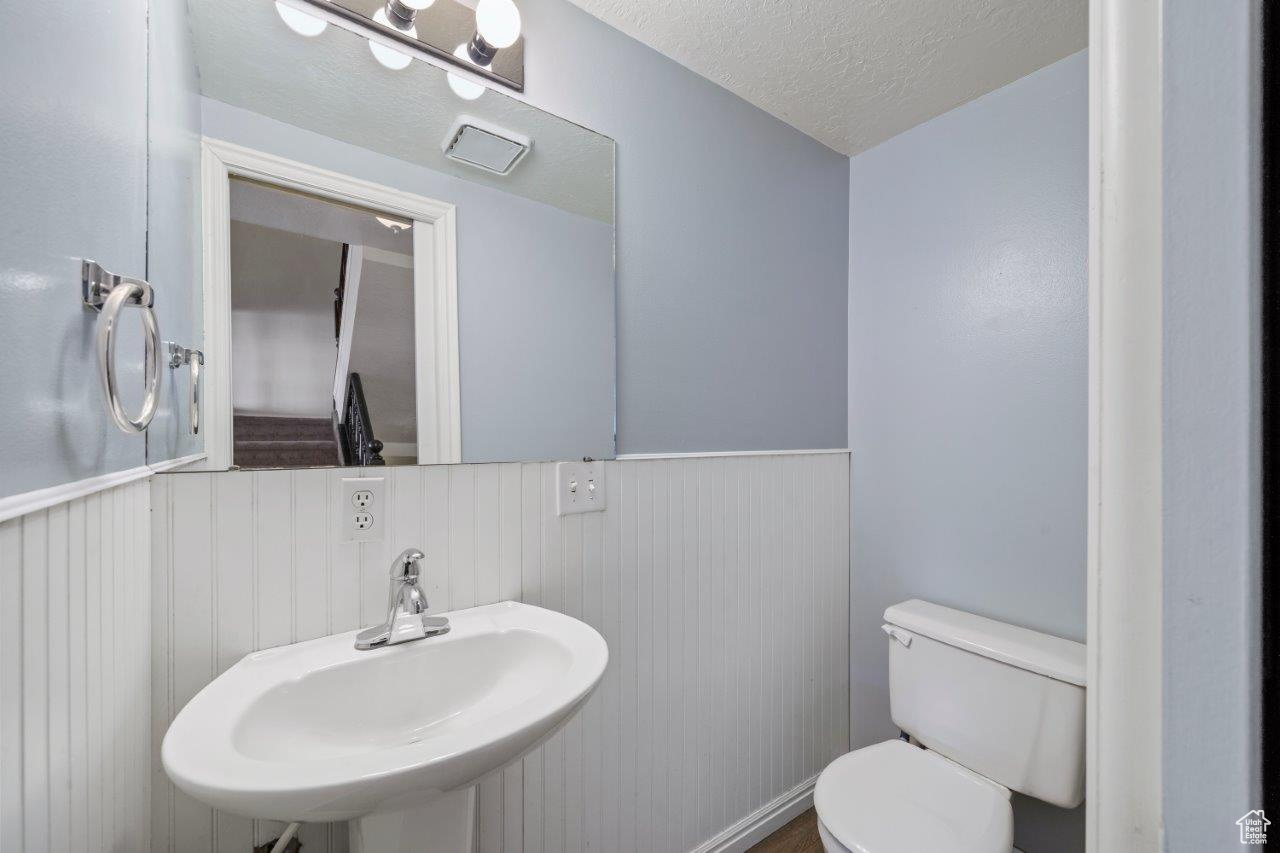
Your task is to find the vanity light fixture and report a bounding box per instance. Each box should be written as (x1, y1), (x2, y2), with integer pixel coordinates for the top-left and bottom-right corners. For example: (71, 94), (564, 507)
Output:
(467, 0), (521, 66)
(275, 1), (327, 37)
(387, 0), (435, 26)
(273, 0), (525, 91)
(369, 6), (415, 70)
(447, 44), (486, 101)
(368, 0), (435, 70)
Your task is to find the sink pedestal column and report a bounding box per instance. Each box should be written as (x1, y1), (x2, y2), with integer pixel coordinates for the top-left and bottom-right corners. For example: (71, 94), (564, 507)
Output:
(350, 787), (475, 853)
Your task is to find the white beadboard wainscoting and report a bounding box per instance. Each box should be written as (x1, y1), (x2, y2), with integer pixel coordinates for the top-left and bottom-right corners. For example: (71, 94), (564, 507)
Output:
(0, 479), (153, 852)
(150, 453), (850, 853)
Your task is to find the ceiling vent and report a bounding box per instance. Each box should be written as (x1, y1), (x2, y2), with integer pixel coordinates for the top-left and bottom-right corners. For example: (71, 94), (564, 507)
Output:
(442, 116), (531, 176)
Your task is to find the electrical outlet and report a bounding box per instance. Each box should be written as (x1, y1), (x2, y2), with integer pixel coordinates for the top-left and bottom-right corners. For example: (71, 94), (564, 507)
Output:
(341, 477), (385, 541)
(556, 461), (605, 516)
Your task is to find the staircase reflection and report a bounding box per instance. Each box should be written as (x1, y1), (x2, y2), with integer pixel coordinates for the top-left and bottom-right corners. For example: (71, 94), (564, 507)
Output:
(232, 373), (384, 470)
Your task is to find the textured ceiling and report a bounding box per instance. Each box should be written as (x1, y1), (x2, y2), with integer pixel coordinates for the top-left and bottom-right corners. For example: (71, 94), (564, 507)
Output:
(190, 0), (614, 221)
(564, 0), (1086, 155)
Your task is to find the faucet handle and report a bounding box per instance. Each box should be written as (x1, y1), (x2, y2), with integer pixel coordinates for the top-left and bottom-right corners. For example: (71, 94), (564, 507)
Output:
(390, 547), (425, 581)
(354, 546), (447, 651)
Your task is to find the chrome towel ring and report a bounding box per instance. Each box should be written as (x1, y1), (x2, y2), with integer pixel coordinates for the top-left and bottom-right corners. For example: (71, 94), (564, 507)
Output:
(168, 342), (204, 435)
(82, 259), (161, 434)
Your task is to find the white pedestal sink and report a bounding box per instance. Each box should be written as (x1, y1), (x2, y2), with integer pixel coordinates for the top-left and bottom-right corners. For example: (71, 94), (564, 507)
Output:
(162, 601), (608, 852)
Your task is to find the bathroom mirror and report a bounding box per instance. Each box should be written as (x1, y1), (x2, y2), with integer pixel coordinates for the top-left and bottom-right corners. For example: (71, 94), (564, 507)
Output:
(149, 0), (615, 470)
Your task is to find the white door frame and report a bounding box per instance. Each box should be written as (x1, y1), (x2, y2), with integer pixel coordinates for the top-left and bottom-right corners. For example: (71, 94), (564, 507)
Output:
(332, 243), (365, 416)
(1087, 0), (1164, 849)
(198, 137), (462, 469)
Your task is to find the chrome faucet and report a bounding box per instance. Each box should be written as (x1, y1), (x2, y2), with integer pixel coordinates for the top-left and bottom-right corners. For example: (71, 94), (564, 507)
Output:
(354, 548), (450, 650)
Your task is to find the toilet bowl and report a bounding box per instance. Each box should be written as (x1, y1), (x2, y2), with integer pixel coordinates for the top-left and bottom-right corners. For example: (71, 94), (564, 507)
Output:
(815, 740), (1012, 853)
(814, 600), (1085, 853)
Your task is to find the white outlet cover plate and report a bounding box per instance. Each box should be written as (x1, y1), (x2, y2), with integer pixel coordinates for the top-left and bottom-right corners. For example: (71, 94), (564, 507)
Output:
(556, 461), (606, 516)
(341, 477), (385, 542)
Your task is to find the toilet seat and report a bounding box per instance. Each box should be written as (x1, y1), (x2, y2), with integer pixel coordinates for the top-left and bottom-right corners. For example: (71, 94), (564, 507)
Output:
(813, 739), (1014, 853)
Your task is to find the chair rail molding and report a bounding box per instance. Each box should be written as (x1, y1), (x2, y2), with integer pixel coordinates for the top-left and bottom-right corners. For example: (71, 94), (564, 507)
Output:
(0, 452), (206, 524)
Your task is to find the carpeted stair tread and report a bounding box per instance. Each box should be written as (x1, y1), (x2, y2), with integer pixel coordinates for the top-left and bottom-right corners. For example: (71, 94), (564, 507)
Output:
(234, 415), (333, 442)
(233, 414), (340, 469)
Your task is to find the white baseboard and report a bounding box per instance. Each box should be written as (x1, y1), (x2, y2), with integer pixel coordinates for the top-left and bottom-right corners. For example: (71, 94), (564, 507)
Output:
(691, 775), (818, 853)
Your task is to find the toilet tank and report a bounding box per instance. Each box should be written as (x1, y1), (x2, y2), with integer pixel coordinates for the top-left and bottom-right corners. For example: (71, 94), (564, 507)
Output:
(883, 600), (1086, 809)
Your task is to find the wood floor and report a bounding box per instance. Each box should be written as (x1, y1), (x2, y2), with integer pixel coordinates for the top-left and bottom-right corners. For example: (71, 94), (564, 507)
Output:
(749, 808), (824, 853)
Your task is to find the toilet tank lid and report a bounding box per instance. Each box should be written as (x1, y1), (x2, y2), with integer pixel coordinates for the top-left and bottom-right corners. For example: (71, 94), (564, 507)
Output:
(884, 600), (1086, 686)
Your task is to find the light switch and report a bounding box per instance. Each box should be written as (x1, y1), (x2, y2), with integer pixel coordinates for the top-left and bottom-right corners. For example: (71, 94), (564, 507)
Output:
(556, 461), (605, 516)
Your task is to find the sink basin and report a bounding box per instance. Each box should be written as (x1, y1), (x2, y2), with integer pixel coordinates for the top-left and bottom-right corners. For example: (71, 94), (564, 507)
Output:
(162, 601), (608, 851)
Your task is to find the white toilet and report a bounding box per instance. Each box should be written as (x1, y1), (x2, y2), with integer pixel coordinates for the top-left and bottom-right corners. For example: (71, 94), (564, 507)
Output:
(814, 600), (1085, 853)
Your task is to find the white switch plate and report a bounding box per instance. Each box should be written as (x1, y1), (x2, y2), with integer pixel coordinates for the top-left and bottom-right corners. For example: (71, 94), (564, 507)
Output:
(341, 476), (385, 542)
(556, 461), (605, 516)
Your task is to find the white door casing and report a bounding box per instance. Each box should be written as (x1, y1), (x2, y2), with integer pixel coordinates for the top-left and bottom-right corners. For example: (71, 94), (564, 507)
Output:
(1086, 0), (1164, 849)
(198, 137), (461, 468)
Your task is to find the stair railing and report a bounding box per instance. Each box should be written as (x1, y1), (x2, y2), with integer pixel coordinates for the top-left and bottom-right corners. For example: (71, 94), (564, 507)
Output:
(339, 372), (385, 466)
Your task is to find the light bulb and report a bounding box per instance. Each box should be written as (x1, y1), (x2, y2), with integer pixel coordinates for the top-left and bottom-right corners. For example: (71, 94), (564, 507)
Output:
(475, 0), (521, 49)
(369, 7), (414, 70)
(275, 1), (328, 37)
(447, 44), (485, 100)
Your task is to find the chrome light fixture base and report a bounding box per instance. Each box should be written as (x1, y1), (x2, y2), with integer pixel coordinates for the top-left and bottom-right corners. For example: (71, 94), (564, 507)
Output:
(276, 0), (525, 91)
(385, 0), (419, 27)
(466, 33), (498, 66)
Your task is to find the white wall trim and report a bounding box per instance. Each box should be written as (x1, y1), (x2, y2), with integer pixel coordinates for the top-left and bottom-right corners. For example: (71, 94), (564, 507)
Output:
(199, 138), (234, 472)
(617, 448), (851, 460)
(0, 452), (208, 524)
(413, 219), (462, 465)
(1086, 0), (1163, 849)
(0, 466), (155, 524)
(197, 136), (462, 470)
(691, 775), (817, 853)
(149, 452), (208, 474)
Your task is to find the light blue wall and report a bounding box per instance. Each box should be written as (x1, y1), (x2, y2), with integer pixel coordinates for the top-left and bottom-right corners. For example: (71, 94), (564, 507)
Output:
(847, 52), (1087, 852)
(0, 0), (150, 499)
(516, 0), (850, 454)
(0, 0), (850, 499)
(1162, 1), (1262, 848)
(201, 0), (853, 460)
(202, 99), (616, 462)
(147, 0), (206, 465)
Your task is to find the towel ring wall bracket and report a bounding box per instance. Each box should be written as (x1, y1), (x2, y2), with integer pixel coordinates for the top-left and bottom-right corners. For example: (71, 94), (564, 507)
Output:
(81, 259), (162, 434)
(82, 259), (154, 311)
(168, 342), (204, 435)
